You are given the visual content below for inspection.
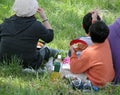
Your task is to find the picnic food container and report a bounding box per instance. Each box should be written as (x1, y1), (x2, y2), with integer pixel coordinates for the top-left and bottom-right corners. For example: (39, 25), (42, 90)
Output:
(70, 39), (88, 51)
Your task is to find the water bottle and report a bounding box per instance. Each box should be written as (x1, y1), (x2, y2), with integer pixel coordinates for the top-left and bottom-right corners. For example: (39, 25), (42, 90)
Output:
(54, 55), (62, 69)
(50, 55), (62, 81)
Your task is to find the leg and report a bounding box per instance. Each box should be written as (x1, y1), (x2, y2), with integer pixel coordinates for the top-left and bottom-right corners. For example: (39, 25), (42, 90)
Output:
(48, 48), (59, 58)
(39, 47), (59, 61)
(60, 69), (87, 82)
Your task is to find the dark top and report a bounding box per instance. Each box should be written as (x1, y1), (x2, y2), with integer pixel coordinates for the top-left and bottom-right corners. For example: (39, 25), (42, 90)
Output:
(0, 15), (54, 69)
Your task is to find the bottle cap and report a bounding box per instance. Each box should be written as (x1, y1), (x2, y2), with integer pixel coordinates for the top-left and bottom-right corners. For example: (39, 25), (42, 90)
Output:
(58, 55), (61, 59)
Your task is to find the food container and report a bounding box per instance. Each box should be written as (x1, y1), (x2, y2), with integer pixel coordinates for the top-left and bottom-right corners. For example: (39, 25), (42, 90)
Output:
(70, 39), (88, 51)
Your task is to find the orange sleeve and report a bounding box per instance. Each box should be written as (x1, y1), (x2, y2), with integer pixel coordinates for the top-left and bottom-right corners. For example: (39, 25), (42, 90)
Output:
(70, 51), (90, 74)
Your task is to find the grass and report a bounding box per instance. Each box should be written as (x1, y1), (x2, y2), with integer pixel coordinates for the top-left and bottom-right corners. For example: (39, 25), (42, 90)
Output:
(0, 0), (120, 95)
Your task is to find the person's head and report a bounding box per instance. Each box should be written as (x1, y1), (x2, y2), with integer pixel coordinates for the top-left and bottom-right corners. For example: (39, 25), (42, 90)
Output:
(12, 0), (39, 17)
(82, 12), (101, 34)
(89, 21), (109, 43)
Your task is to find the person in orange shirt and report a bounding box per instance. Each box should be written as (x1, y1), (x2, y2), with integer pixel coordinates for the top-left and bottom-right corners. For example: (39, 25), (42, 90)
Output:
(70, 18), (115, 87)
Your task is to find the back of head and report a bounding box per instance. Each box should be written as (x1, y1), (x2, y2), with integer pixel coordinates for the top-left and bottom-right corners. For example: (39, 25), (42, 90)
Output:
(82, 12), (101, 34)
(12, 0), (39, 17)
(89, 21), (109, 43)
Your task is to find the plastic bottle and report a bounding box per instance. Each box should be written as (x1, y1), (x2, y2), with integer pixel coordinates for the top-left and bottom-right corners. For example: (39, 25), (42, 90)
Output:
(50, 55), (62, 81)
(54, 55), (62, 71)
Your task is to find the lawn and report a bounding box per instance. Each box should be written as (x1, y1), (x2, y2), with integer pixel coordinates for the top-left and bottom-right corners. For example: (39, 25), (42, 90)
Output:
(0, 0), (120, 95)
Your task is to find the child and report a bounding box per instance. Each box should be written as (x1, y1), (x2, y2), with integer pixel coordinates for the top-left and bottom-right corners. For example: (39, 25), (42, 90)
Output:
(67, 12), (101, 57)
(70, 20), (115, 87)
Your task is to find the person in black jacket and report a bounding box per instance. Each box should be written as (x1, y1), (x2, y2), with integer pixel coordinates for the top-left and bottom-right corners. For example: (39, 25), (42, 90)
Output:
(0, 0), (58, 70)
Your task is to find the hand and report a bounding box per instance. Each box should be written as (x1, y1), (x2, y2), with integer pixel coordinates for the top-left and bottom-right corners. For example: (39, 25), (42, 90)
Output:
(37, 8), (47, 20)
(70, 46), (76, 53)
(92, 12), (98, 21)
(91, 9), (102, 22)
(91, 9), (99, 14)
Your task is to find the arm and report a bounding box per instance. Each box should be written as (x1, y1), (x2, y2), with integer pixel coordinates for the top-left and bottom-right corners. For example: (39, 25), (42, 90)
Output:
(70, 46), (90, 74)
(91, 12), (98, 23)
(36, 8), (54, 43)
(37, 8), (52, 29)
(91, 9), (102, 23)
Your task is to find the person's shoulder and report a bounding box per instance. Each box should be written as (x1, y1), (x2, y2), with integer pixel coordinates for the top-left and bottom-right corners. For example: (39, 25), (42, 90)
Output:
(80, 36), (91, 41)
(80, 36), (92, 45)
(33, 20), (42, 27)
(81, 46), (93, 55)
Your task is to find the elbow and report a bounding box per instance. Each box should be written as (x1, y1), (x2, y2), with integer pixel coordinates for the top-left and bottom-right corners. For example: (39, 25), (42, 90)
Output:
(70, 68), (82, 74)
(45, 31), (54, 43)
(70, 62), (82, 74)
(70, 63), (78, 74)
(70, 68), (77, 74)
(45, 36), (54, 43)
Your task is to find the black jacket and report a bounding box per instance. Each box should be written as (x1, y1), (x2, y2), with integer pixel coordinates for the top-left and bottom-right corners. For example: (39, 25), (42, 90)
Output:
(0, 15), (54, 69)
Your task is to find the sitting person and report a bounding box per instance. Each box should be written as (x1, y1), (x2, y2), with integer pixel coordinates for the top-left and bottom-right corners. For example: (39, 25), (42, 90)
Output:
(108, 18), (120, 84)
(67, 12), (101, 57)
(92, 10), (120, 84)
(70, 19), (115, 87)
(81, 11), (101, 45)
(0, 0), (58, 70)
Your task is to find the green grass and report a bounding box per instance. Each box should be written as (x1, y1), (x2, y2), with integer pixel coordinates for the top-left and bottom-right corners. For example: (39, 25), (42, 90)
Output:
(0, 0), (120, 95)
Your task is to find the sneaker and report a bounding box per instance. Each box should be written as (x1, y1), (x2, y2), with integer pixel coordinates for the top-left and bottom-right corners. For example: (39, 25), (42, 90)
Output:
(22, 67), (47, 74)
(83, 80), (99, 92)
(83, 80), (92, 92)
(92, 85), (99, 92)
(36, 67), (47, 73)
(71, 78), (83, 90)
(22, 68), (36, 73)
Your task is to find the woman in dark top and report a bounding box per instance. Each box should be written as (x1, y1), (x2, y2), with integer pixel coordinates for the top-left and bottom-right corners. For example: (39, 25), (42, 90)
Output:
(0, 0), (58, 70)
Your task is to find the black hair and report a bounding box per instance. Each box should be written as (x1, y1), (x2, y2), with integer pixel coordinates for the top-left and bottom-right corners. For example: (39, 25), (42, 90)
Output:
(89, 21), (109, 43)
(82, 12), (101, 34)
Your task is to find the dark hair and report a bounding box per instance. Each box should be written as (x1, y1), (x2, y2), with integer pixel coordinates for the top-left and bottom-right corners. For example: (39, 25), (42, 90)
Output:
(82, 12), (101, 34)
(89, 21), (109, 43)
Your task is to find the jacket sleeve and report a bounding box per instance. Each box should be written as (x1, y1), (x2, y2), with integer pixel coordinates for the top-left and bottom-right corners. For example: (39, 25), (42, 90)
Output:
(35, 21), (54, 43)
(70, 51), (91, 74)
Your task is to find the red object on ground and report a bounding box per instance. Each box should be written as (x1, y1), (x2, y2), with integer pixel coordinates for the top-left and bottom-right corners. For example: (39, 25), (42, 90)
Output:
(70, 39), (88, 51)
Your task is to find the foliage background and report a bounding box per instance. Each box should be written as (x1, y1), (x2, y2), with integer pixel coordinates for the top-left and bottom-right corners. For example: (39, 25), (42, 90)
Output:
(0, 0), (120, 95)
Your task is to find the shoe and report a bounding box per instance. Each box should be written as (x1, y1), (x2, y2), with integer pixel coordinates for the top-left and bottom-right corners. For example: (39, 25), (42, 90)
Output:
(83, 80), (92, 92)
(71, 78), (83, 90)
(36, 67), (47, 73)
(22, 67), (47, 74)
(22, 68), (36, 73)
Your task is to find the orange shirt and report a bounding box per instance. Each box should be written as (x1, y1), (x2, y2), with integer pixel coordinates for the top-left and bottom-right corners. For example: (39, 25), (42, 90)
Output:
(70, 39), (115, 87)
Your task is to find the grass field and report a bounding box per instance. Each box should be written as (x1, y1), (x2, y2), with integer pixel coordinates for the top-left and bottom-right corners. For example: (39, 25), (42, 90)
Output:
(0, 0), (120, 95)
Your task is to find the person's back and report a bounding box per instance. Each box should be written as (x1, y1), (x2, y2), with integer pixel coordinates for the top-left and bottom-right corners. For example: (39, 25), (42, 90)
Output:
(0, 16), (52, 67)
(70, 21), (115, 87)
(80, 12), (101, 46)
(0, 0), (58, 70)
(108, 18), (120, 84)
(67, 12), (101, 57)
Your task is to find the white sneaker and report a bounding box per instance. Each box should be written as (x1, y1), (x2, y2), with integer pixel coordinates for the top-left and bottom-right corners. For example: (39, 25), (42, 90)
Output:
(22, 68), (36, 73)
(36, 67), (47, 73)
